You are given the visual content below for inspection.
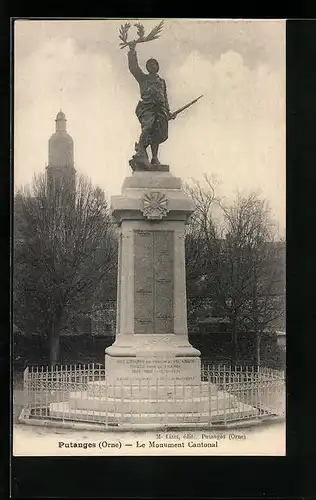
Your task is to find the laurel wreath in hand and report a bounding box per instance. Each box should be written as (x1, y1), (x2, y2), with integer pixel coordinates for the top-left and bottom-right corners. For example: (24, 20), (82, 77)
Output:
(118, 21), (164, 49)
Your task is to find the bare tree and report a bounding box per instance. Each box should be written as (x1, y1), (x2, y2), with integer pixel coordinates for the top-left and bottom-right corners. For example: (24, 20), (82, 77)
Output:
(14, 173), (116, 365)
(184, 177), (285, 365)
(184, 175), (221, 295)
(218, 192), (284, 364)
(241, 238), (285, 365)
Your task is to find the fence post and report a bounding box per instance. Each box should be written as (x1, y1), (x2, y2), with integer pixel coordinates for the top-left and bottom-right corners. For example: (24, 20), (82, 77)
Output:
(223, 365), (227, 425)
(23, 366), (29, 412)
(46, 365), (49, 418)
(208, 365), (211, 427)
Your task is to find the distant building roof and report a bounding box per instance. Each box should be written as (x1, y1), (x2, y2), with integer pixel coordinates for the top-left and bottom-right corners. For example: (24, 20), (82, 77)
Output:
(276, 330), (286, 336)
(198, 316), (230, 325)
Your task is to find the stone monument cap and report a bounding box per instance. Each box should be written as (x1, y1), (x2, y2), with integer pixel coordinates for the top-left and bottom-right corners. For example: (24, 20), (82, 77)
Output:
(122, 170), (182, 191)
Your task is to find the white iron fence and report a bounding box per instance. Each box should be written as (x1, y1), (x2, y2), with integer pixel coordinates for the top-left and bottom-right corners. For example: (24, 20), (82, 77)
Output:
(19, 363), (285, 428)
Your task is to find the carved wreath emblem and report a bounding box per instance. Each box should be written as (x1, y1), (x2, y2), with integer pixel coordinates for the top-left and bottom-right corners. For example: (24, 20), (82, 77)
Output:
(142, 191), (169, 220)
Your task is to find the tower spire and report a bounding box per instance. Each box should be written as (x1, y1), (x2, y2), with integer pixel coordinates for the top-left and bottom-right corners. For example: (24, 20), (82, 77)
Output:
(46, 110), (76, 198)
(49, 110), (74, 167)
(55, 109), (67, 132)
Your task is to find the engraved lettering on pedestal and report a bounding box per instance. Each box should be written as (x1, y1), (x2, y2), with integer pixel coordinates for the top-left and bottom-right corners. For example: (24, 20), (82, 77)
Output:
(134, 231), (154, 333)
(106, 357), (200, 385)
(134, 230), (174, 333)
(153, 231), (174, 333)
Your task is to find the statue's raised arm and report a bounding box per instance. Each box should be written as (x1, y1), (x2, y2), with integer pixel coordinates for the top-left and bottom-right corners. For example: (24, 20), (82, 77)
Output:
(127, 42), (145, 83)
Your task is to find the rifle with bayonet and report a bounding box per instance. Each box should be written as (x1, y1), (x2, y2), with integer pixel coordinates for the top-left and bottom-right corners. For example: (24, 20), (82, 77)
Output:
(169, 95), (203, 120)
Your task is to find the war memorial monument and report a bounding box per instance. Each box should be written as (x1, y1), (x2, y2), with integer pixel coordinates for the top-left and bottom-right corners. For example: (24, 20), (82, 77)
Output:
(106, 23), (202, 401)
(18, 22), (285, 430)
(52, 22), (257, 425)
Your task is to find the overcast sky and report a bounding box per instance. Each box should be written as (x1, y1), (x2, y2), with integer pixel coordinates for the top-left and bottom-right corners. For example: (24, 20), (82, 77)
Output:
(14, 19), (285, 236)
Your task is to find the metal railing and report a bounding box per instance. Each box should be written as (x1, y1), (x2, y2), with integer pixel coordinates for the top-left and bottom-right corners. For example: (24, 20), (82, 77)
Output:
(19, 363), (285, 428)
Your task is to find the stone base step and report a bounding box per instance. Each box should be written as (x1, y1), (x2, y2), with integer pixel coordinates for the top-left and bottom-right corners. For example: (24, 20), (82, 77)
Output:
(87, 381), (218, 398)
(69, 392), (240, 413)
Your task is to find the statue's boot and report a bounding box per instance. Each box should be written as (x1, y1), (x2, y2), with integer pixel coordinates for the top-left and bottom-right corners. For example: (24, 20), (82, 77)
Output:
(130, 142), (150, 170)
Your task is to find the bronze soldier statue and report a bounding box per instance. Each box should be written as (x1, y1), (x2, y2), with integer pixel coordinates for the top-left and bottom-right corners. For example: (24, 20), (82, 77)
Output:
(119, 22), (203, 171)
(127, 40), (176, 170)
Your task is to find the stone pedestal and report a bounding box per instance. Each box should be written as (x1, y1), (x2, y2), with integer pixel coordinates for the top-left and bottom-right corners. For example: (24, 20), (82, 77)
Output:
(105, 169), (201, 386)
(47, 168), (259, 427)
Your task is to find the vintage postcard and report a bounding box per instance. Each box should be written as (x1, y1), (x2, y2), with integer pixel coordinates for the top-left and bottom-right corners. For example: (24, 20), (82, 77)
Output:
(13, 18), (286, 457)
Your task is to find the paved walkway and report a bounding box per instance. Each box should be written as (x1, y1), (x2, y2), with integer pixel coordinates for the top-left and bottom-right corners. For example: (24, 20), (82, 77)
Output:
(13, 421), (285, 456)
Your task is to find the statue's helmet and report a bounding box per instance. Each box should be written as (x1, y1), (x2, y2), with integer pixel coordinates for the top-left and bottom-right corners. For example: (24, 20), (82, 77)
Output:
(146, 58), (159, 73)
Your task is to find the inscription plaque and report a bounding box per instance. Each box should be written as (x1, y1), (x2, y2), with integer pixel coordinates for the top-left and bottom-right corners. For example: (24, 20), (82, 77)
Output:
(105, 356), (201, 385)
(134, 230), (174, 333)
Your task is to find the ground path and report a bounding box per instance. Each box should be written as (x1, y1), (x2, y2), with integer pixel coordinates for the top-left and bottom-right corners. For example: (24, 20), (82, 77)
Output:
(13, 421), (285, 456)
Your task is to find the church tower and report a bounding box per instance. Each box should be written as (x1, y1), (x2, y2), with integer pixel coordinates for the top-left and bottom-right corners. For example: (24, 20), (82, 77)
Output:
(46, 110), (76, 198)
